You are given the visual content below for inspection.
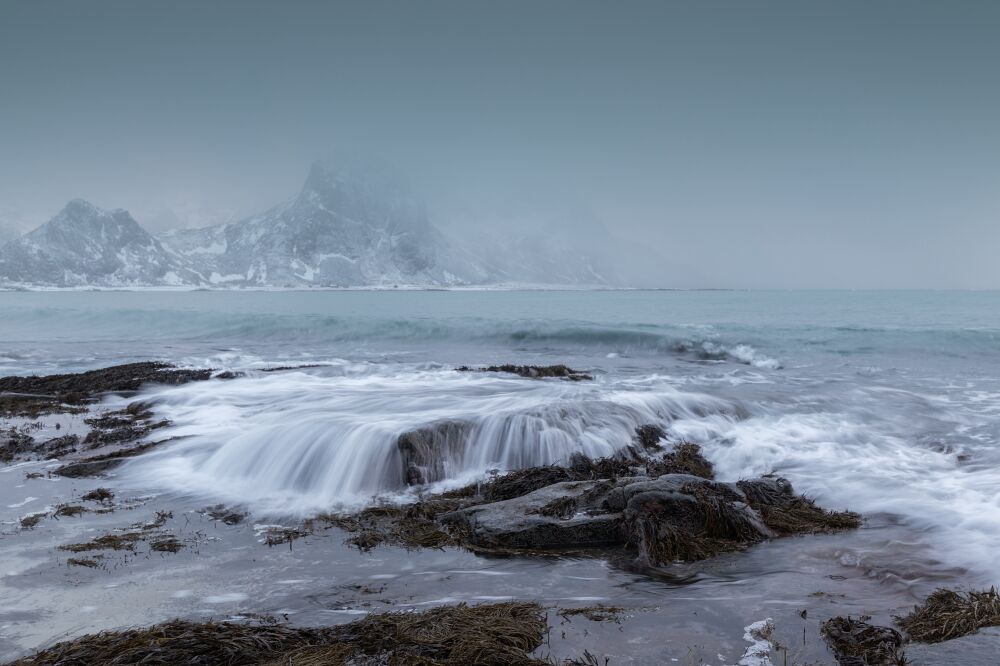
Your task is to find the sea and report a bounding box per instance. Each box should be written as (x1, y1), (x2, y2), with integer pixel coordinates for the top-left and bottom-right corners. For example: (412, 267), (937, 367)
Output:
(1, 289), (999, 663)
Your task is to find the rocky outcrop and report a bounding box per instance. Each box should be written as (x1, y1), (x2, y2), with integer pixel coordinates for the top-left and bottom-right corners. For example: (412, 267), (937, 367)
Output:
(441, 472), (784, 564)
(397, 421), (472, 485)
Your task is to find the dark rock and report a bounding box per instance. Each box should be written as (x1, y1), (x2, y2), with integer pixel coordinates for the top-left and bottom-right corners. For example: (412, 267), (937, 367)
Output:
(0, 362), (212, 417)
(441, 480), (626, 552)
(397, 421), (471, 485)
(456, 364), (593, 381)
(441, 469), (856, 566)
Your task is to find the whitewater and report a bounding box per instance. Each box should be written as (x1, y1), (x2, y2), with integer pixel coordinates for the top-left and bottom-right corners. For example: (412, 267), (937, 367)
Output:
(3, 288), (1000, 584)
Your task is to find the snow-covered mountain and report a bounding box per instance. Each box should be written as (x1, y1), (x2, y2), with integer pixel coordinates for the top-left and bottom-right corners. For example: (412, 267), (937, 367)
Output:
(0, 200), (199, 287)
(158, 161), (488, 287)
(0, 162), (646, 289)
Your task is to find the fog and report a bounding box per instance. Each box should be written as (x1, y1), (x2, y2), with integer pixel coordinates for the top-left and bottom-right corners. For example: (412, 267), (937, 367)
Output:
(1, 0), (998, 288)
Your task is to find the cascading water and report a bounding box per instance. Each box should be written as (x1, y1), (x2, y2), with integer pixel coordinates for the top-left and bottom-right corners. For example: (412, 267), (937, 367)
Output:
(121, 363), (740, 513)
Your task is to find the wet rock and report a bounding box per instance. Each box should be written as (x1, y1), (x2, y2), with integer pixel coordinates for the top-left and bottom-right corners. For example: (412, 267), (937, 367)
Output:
(442, 480), (626, 552)
(821, 615), (907, 665)
(648, 442), (713, 479)
(442, 470), (856, 566)
(0, 362), (212, 417)
(397, 420), (471, 485)
(621, 476), (769, 564)
(456, 364), (593, 381)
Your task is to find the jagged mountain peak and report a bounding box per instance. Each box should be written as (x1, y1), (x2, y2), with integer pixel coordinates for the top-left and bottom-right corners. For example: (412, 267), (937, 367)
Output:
(0, 199), (198, 287)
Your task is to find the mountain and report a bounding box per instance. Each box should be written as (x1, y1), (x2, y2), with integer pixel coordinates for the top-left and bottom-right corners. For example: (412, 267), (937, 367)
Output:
(159, 161), (488, 287)
(0, 161), (646, 289)
(0, 200), (198, 287)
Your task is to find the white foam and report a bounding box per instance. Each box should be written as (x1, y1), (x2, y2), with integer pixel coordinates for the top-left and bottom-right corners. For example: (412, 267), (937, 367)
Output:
(121, 368), (731, 514)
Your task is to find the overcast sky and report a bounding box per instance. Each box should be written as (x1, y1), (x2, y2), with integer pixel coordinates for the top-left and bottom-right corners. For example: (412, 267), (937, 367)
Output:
(1, 0), (998, 288)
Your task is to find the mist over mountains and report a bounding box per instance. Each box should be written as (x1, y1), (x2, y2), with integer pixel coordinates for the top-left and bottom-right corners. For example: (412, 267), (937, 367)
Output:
(0, 161), (661, 289)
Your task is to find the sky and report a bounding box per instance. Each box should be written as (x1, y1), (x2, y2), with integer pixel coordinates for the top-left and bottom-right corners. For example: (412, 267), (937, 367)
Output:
(0, 0), (998, 288)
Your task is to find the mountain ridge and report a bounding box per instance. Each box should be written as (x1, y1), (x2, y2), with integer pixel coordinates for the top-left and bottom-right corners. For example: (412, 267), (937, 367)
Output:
(0, 162), (636, 289)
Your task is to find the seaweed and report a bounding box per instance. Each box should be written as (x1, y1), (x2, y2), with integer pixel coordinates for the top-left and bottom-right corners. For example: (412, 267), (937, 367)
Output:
(633, 424), (666, 450)
(529, 496), (578, 519)
(624, 484), (767, 564)
(821, 615), (908, 665)
(149, 537), (185, 553)
(0, 362), (212, 418)
(19, 513), (46, 530)
(649, 442), (714, 480)
(59, 532), (147, 553)
(263, 526), (310, 548)
(558, 605), (627, 623)
(66, 558), (102, 569)
(895, 587), (1000, 643)
(81, 488), (114, 503)
(10, 602), (549, 666)
(54, 439), (172, 477)
(204, 504), (248, 525)
(328, 503), (462, 551)
(738, 479), (861, 535)
(53, 504), (88, 519)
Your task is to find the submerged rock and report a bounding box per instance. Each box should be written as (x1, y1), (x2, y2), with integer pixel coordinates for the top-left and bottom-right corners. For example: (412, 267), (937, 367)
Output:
(456, 364), (593, 381)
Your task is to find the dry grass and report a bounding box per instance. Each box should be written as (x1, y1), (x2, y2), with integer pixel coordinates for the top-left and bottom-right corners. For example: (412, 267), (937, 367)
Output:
(895, 587), (1000, 643)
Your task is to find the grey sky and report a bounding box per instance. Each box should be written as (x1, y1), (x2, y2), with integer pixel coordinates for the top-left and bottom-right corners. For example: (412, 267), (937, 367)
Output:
(1, 0), (998, 288)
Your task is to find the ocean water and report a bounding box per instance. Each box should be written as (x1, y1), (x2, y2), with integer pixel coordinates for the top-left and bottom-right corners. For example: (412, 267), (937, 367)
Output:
(2, 289), (1000, 585)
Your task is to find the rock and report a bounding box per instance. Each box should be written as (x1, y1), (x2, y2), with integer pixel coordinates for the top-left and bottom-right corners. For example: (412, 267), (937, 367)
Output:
(397, 421), (471, 485)
(441, 480), (625, 551)
(0, 362), (213, 417)
(442, 470), (855, 566)
(456, 364), (593, 381)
